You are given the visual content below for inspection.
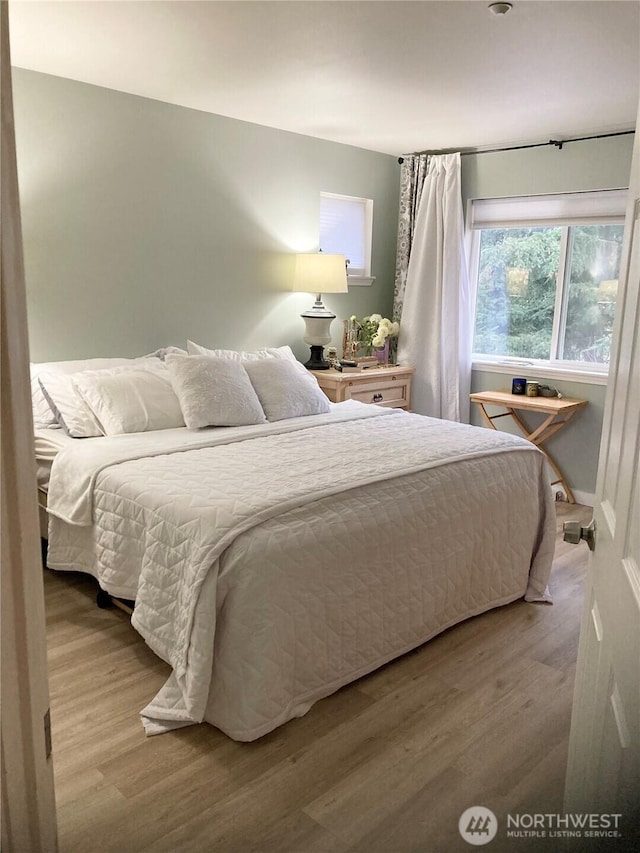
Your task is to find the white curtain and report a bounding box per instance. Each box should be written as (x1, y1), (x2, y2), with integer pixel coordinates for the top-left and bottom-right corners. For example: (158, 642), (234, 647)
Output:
(396, 152), (473, 422)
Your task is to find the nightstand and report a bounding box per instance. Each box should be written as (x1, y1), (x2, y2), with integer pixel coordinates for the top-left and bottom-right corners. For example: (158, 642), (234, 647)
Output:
(310, 366), (414, 410)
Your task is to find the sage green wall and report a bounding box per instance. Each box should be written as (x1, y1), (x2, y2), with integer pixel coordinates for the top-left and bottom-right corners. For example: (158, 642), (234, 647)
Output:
(12, 69), (399, 363)
(462, 134), (634, 501)
(13, 71), (634, 499)
(461, 134), (634, 205)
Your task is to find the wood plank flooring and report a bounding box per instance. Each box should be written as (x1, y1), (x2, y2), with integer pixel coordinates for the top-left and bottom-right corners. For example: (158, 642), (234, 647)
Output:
(44, 503), (594, 853)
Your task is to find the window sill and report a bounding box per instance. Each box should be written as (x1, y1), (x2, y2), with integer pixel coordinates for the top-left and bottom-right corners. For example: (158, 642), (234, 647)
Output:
(472, 358), (609, 386)
(347, 275), (375, 287)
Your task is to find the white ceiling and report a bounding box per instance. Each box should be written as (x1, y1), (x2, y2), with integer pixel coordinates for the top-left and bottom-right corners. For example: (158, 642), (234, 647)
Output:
(8, 0), (640, 156)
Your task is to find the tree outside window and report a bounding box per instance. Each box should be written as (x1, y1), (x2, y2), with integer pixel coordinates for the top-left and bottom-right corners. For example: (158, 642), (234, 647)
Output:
(472, 223), (624, 366)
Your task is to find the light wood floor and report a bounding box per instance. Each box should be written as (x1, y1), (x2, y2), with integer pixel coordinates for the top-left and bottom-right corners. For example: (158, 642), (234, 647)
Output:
(45, 502), (593, 853)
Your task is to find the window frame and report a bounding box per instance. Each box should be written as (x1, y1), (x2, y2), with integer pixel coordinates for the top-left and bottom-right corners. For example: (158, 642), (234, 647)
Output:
(320, 191), (375, 286)
(467, 190), (627, 380)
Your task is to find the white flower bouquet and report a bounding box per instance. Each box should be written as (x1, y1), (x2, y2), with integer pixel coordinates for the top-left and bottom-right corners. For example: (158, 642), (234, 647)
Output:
(344, 314), (400, 362)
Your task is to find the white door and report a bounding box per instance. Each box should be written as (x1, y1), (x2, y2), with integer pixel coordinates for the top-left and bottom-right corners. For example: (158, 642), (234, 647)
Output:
(564, 105), (640, 842)
(1, 4), (58, 848)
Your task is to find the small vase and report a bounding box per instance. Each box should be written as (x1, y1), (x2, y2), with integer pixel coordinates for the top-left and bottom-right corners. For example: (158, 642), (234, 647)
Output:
(374, 339), (390, 364)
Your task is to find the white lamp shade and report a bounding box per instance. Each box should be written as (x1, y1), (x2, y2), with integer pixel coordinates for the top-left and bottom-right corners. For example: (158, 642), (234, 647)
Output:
(292, 253), (348, 294)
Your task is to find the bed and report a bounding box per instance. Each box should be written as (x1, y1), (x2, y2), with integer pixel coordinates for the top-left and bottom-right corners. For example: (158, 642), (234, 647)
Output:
(34, 346), (556, 741)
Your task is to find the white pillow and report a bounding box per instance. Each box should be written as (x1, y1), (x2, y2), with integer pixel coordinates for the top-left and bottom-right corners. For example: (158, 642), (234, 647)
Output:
(73, 364), (185, 435)
(243, 359), (330, 422)
(36, 358), (163, 437)
(142, 345), (188, 361)
(30, 356), (162, 429)
(186, 340), (297, 362)
(166, 354), (266, 429)
(38, 372), (105, 438)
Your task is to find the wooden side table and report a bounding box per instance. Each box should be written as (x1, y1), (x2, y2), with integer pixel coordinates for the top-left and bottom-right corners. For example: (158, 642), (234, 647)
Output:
(310, 366), (414, 410)
(469, 390), (587, 503)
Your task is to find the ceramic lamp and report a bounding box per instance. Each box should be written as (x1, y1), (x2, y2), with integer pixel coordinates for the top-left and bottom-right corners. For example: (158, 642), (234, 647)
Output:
(292, 253), (348, 369)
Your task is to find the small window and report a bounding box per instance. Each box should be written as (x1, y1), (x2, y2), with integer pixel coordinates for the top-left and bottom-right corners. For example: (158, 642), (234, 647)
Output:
(469, 191), (627, 371)
(320, 192), (374, 284)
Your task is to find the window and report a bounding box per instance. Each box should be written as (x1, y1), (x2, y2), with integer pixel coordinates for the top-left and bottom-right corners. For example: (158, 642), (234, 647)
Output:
(469, 191), (626, 372)
(320, 192), (374, 284)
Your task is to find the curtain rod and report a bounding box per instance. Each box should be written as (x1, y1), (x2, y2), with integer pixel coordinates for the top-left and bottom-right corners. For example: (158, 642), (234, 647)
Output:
(397, 129), (635, 164)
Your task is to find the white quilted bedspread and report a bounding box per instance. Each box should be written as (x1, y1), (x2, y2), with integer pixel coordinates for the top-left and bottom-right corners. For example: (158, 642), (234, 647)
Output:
(46, 402), (555, 740)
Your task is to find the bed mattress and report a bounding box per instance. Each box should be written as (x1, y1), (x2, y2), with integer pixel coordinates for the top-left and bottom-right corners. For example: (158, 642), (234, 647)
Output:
(44, 401), (555, 740)
(34, 427), (80, 491)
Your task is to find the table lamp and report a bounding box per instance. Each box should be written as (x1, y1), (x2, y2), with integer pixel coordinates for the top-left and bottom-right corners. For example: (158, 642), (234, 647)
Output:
(293, 253), (348, 369)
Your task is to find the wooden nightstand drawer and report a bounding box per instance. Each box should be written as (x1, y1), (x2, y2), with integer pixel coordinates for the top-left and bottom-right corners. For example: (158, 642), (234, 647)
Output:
(347, 377), (409, 407)
(310, 366), (414, 410)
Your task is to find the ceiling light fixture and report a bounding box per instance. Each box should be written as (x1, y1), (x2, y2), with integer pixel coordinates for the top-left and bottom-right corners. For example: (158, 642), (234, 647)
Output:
(489, 2), (513, 14)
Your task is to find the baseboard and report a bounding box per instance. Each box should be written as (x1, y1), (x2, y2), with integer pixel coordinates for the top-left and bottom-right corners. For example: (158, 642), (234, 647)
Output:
(570, 489), (595, 508)
(550, 486), (595, 507)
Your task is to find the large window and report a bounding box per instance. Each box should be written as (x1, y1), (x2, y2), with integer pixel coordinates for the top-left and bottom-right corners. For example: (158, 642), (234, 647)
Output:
(320, 192), (374, 284)
(470, 191), (626, 370)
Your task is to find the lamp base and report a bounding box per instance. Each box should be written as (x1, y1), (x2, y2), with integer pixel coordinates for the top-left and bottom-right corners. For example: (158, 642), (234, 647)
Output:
(303, 345), (330, 370)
